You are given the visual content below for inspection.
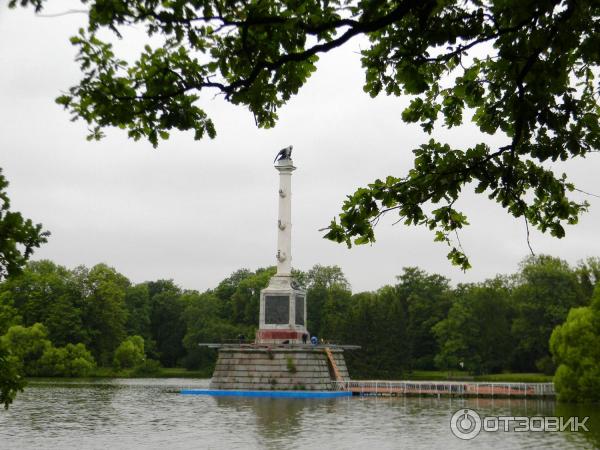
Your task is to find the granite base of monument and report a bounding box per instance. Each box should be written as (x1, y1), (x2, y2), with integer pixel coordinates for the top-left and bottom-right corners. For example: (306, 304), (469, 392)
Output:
(209, 346), (349, 391)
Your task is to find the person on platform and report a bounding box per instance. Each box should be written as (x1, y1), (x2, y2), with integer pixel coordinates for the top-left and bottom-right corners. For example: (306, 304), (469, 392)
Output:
(302, 332), (308, 344)
(310, 335), (318, 346)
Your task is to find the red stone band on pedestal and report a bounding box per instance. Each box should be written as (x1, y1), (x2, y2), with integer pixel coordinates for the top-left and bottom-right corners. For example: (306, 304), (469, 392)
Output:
(256, 329), (306, 342)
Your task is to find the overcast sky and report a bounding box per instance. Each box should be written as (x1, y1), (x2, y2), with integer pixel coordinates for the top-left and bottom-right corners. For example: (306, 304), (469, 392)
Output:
(1, 3), (598, 293)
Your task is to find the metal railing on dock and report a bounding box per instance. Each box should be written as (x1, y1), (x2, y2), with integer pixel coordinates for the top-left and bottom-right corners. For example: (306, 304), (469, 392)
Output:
(332, 380), (555, 398)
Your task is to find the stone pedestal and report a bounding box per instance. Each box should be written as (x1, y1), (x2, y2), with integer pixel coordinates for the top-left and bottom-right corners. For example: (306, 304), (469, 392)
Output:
(257, 275), (307, 344)
(210, 347), (349, 390)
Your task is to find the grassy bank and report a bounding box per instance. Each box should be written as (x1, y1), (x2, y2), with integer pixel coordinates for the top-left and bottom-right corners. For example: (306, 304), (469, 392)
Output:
(26, 368), (553, 383)
(27, 367), (212, 380)
(402, 370), (552, 383)
(474, 372), (553, 383)
(89, 366), (212, 378)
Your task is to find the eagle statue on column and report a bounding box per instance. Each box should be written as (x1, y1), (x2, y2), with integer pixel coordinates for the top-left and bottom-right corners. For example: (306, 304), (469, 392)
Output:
(274, 145), (293, 163)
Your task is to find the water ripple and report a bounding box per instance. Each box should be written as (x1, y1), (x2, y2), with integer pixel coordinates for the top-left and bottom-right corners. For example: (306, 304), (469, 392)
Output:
(0, 379), (597, 450)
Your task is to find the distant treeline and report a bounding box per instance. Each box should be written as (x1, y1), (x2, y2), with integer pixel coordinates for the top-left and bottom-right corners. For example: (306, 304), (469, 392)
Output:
(0, 256), (598, 380)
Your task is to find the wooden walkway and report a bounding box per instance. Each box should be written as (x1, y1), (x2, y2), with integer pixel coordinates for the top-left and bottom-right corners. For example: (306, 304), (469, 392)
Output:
(333, 380), (555, 398)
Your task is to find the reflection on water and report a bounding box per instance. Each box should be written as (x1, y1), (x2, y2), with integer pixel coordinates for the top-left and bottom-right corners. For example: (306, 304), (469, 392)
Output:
(0, 379), (597, 449)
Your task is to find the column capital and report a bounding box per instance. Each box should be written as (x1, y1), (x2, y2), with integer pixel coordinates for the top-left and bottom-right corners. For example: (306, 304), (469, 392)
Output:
(275, 158), (296, 172)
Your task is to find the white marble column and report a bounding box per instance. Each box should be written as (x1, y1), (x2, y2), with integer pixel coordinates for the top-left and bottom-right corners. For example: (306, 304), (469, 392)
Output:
(275, 158), (296, 276)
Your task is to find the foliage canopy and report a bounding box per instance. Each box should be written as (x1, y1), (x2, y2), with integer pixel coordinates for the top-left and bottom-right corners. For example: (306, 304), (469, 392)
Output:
(11, 0), (600, 267)
(550, 285), (600, 402)
(0, 169), (49, 280)
(0, 341), (25, 409)
(113, 335), (145, 369)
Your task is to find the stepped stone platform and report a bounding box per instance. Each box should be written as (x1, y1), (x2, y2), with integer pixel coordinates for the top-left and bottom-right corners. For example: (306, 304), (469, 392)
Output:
(209, 346), (350, 391)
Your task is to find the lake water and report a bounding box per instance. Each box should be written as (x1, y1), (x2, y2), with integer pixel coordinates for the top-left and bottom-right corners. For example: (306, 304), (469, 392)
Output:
(1, 379), (598, 449)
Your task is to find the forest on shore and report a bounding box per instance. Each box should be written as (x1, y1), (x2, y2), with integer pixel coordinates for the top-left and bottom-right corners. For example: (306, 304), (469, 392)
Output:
(1, 255), (599, 396)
